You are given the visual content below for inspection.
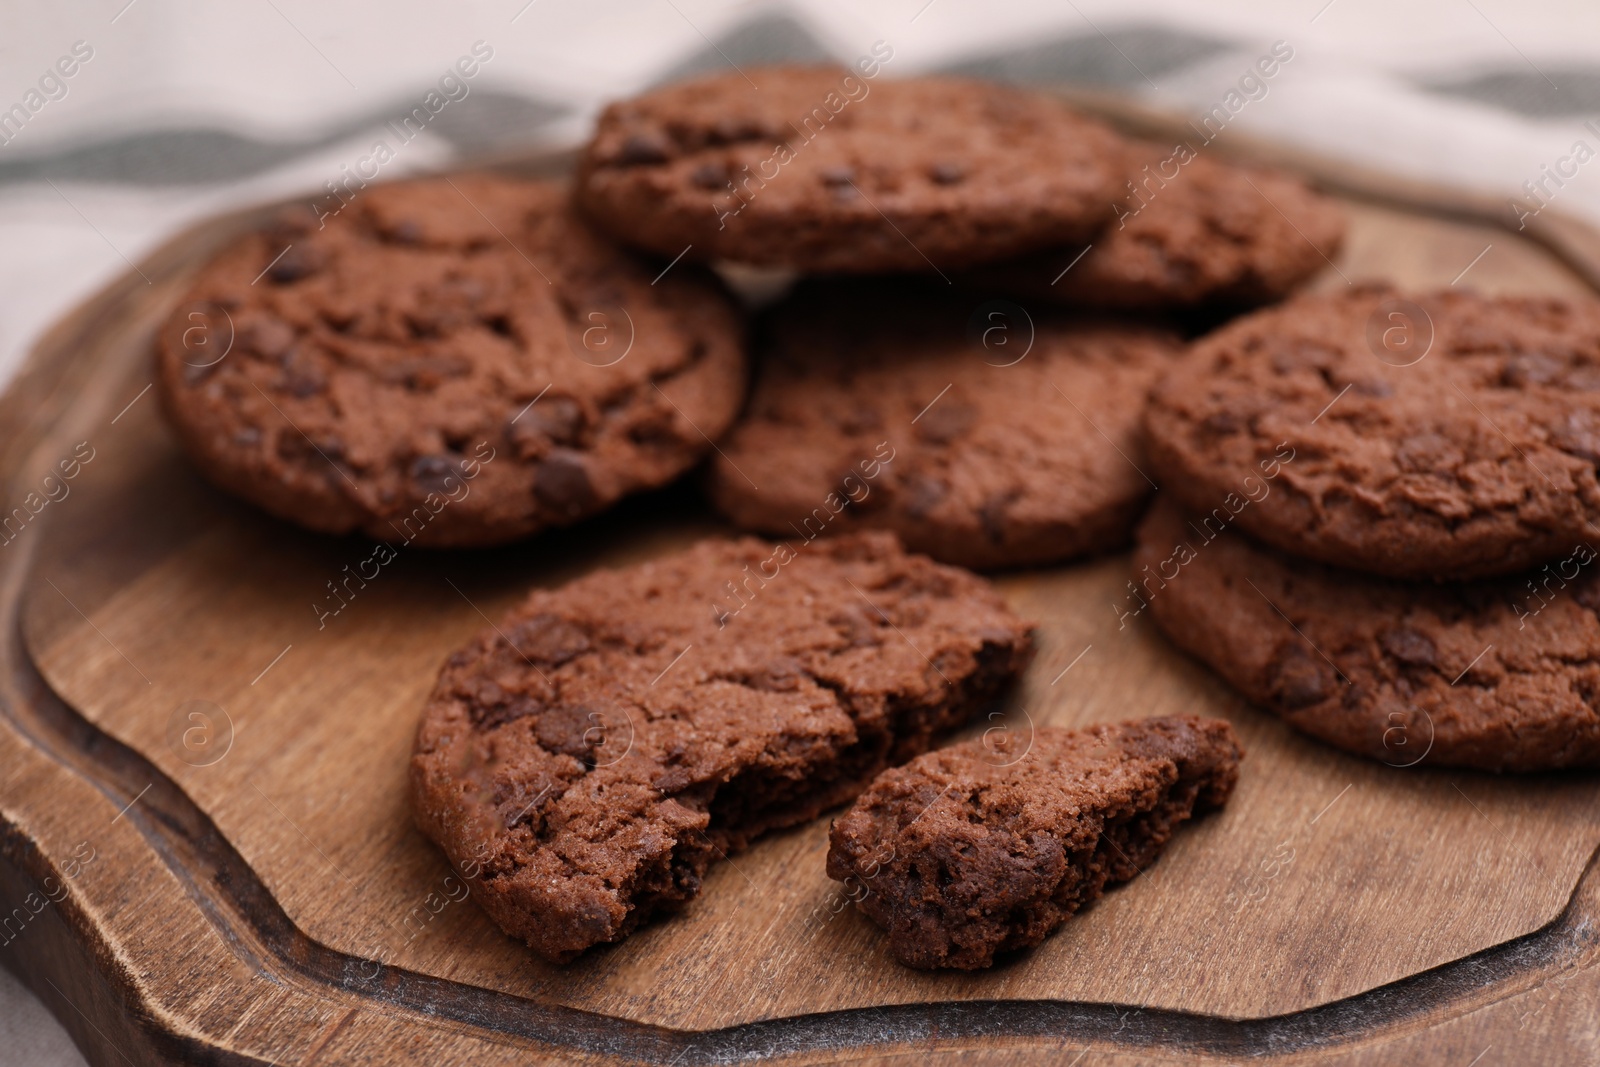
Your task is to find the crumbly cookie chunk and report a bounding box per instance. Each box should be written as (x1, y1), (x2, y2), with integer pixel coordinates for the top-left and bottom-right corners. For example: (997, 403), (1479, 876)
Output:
(827, 714), (1241, 969)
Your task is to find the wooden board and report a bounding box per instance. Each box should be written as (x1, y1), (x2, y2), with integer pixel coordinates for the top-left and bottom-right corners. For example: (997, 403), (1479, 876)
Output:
(6, 151), (1600, 1066)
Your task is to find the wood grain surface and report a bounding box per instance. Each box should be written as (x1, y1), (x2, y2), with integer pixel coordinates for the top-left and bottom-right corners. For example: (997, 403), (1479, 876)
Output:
(4, 161), (1600, 1065)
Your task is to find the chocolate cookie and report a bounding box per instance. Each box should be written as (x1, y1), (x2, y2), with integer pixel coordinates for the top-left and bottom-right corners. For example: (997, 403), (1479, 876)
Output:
(410, 532), (1034, 962)
(826, 714), (1241, 970)
(966, 143), (1344, 310)
(706, 282), (1183, 569)
(156, 175), (745, 547)
(1144, 286), (1600, 579)
(1134, 497), (1600, 772)
(576, 66), (1125, 273)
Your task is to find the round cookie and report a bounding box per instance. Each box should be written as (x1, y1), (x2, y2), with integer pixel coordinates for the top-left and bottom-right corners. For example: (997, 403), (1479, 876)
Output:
(155, 175), (745, 547)
(965, 143), (1344, 310)
(1134, 497), (1600, 772)
(706, 281), (1184, 569)
(575, 66), (1126, 273)
(409, 532), (1035, 963)
(1144, 285), (1600, 580)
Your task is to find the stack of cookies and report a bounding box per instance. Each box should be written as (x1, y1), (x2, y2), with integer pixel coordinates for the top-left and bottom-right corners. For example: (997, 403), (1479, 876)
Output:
(1137, 286), (1600, 773)
(148, 64), (1379, 970)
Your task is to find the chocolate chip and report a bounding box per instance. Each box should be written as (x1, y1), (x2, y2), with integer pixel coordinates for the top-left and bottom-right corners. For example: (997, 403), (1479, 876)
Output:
(276, 348), (325, 397)
(837, 404), (882, 434)
(244, 316), (296, 358)
(527, 396), (584, 444)
(534, 450), (598, 518)
(820, 165), (856, 186)
(507, 612), (591, 665)
(380, 356), (472, 390)
(1551, 412), (1600, 466)
(1268, 645), (1334, 709)
(268, 246), (322, 284)
(1380, 627), (1437, 667)
(390, 219), (424, 245)
(615, 131), (671, 165)
(902, 475), (947, 518)
(477, 693), (543, 731)
(979, 490), (1018, 545)
(534, 703), (601, 760)
(828, 603), (883, 648)
(741, 656), (806, 692)
(1501, 352), (1565, 388)
(915, 399), (977, 445)
(233, 426), (262, 447)
(411, 455), (466, 494)
(690, 163), (726, 189)
(928, 162), (966, 185)
(1201, 411), (1243, 436)
(1269, 341), (1338, 375)
(263, 205), (318, 242)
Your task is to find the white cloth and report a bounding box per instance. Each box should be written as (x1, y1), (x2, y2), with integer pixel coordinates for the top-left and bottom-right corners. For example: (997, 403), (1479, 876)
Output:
(2, 2), (1597, 1063)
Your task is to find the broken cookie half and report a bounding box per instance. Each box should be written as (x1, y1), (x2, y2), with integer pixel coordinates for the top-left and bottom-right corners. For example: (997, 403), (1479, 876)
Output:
(826, 714), (1241, 969)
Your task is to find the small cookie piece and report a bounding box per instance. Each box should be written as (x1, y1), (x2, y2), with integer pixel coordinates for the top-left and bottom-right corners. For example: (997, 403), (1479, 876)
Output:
(966, 143), (1344, 310)
(410, 532), (1034, 962)
(156, 175), (744, 547)
(1133, 497), (1600, 772)
(826, 715), (1241, 970)
(1144, 286), (1600, 580)
(707, 282), (1183, 569)
(576, 67), (1125, 272)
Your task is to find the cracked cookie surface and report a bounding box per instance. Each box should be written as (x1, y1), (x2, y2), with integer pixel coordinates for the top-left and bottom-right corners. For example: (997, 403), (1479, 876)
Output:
(707, 281), (1183, 569)
(409, 531), (1035, 962)
(156, 175), (745, 547)
(826, 714), (1241, 969)
(1135, 497), (1600, 771)
(576, 66), (1125, 273)
(966, 142), (1344, 310)
(1144, 286), (1600, 579)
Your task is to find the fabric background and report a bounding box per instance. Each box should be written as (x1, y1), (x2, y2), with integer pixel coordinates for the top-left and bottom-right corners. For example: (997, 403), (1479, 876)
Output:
(3, 1), (1599, 1061)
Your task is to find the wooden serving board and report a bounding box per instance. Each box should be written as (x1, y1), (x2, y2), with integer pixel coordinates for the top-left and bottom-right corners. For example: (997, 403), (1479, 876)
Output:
(7, 141), (1600, 1066)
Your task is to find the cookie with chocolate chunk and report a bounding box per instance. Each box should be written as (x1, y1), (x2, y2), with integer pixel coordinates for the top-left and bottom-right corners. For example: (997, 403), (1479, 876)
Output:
(1144, 286), (1600, 579)
(576, 66), (1125, 272)
(827, 714), (1241, 969)
(1133, 497), (1600, 772)
(155, 175), (745, 547)
(967, 143), (1344, 310)
(410, 531), (1035, 963)
(706, 281), (1182, 569)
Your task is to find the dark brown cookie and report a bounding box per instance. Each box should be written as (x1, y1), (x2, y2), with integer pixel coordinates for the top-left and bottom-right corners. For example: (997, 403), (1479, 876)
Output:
(966, 143), (1344, 310)
(155, 175), (745, 547)
(706, 282), (1183, 569)
(575, 66), (1125, 273)
(1133, 497), (1600, 772)
(826, 714), (1241, 970)
(1144, 285), (1600, 579)
(410, 532), (1034, 962)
